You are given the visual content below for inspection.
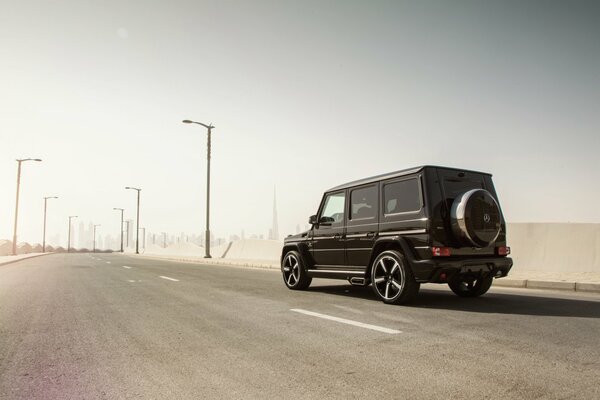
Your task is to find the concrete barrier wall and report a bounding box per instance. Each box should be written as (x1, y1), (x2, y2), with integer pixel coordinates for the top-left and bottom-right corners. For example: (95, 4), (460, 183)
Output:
(220, 239), (283, 260)
(139, 224), (600, 273)
(4, 223), (598, 273)
(141, 239), (283, 261)
(507, 223), (600, 273)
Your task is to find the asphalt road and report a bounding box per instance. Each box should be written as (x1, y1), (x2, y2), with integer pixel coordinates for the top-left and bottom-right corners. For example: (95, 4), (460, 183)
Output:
(1, 254), (599, 400)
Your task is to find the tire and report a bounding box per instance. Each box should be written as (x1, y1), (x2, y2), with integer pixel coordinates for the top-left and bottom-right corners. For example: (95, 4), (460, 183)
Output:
(281, 250), (312, 290)
(450, 189), (501, 247)
(448, 275), (493, 297)
(370, 250), (420, 304)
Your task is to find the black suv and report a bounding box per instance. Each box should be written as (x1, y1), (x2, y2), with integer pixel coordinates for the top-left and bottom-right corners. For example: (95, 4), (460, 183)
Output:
(281, 166), (512, 304)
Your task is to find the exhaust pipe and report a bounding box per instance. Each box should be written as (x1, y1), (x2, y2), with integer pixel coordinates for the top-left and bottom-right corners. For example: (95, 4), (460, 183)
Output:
(349, 277), (366, 286)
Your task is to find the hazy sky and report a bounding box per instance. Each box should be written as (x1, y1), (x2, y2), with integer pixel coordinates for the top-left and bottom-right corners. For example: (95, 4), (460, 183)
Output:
(1, 0), (599, 246)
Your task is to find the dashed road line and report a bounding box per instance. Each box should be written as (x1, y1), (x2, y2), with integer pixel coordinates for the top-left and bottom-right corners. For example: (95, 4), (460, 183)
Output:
(105, 261), (111, 264)
(122, 266), (132, 269)
(159, 275), (179, 282)
(290, 309), (402, 334)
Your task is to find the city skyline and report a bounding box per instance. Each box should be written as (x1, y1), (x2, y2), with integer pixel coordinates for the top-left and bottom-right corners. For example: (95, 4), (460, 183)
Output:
(31, 216), (283, 251)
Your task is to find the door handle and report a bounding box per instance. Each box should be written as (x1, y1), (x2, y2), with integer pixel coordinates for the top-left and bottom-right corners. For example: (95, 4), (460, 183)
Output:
(366, 232), (375, 238)
(334, 234), (343, 240)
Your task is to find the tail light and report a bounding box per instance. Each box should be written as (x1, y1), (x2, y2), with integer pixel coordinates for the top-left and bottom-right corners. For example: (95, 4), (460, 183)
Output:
(497, 246), (511, 256)
(432, 247), (451, 257)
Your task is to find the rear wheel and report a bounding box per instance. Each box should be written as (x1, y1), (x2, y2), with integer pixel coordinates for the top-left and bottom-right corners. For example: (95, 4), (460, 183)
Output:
(282, 250), (312, 290)
(448, 275), (493, 297)
(370, 250), (420, 304)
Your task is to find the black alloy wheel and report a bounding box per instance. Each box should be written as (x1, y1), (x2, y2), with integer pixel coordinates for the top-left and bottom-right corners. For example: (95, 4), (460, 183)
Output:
(370, 250), (419, 304)
(282, 250), (312, 290)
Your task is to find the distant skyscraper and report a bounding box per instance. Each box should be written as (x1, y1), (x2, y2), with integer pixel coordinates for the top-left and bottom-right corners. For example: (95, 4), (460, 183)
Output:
(271, 186), (279, 240)
(126, 220), (133, 248)
(78, 221), (85, 248)
(87, 222), (94, 249)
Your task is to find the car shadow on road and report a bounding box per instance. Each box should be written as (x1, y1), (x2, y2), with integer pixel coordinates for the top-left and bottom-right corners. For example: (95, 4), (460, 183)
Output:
(307, 284), (600, 318)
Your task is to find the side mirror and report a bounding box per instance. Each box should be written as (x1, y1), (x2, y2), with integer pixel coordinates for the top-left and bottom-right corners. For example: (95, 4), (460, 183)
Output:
(319, 216), (334, 226)
(308, 215), (318, 225)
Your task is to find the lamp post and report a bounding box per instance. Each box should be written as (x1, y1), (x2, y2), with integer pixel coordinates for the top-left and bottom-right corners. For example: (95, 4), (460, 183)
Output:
(67, 216), (78, 253)
(125, 187), (141, 254)
(113, 208), (124, 252)
(42, 196), (58, 252)
(162, 232), (167, 248)
(93, 224), (101, 253)
(12, 158), (42, 255)
(182, 119), (214, 258)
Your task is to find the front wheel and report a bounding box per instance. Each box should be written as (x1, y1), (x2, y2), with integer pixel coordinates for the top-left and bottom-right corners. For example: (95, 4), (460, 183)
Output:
(448, 275), (493, 297)
(370, 250), (420, 304)
(282, 251), (312, 290)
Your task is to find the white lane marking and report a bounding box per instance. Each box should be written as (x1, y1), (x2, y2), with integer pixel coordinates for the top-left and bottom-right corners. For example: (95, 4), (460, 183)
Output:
(127, 280), (136, 283)
(106, 261), (111, 264)
(290, 309), (402, 334)
(122, 266), (132, 269)
(159, 275), (179, 282)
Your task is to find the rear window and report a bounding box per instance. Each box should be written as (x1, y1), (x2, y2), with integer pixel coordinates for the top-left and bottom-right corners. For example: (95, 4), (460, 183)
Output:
(383, 178), (421, 214)
(443, 178), (483, 199)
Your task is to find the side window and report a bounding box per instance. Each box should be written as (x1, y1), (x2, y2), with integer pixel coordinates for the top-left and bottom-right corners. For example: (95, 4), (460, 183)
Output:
(383, 178), (421, 214)
(320, 192), (345, 225)
(350, 185), (377, 220)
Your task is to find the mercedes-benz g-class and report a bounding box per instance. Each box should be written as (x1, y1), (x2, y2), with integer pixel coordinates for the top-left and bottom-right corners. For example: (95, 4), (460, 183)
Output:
(281, 166), (512, 304)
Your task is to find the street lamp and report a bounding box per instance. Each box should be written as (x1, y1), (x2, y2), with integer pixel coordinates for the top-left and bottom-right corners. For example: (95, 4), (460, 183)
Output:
(12, 158), (42, 255)
(42, 196), (58, 252)
(162, 232), (167, 248)
(93, 224), (101, 253)
(125, 187), (141, 254)
(182, 119), (214, 258)
(113, 208), (124, 252)
(67, 215), (78, 253)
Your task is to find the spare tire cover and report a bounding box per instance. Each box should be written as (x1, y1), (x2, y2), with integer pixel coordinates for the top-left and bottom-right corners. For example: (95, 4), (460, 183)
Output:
(450, 189), (501, 247)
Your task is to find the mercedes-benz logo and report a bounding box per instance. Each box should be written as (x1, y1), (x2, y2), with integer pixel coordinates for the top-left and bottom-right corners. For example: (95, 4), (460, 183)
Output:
(483, 213), (491, 223)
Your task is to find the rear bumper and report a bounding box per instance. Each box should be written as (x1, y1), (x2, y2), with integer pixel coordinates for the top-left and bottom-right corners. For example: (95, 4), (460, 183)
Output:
(409, 256), (513, 283)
